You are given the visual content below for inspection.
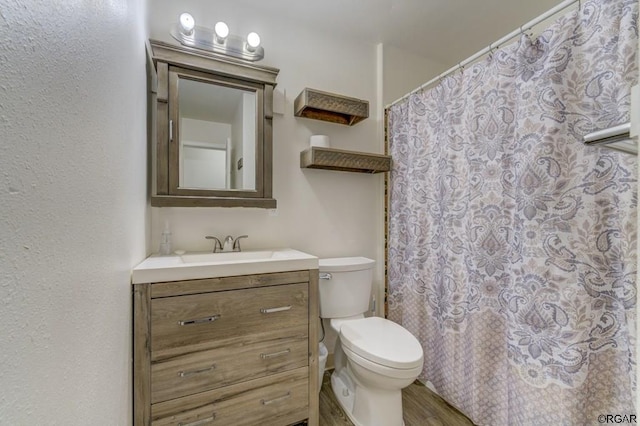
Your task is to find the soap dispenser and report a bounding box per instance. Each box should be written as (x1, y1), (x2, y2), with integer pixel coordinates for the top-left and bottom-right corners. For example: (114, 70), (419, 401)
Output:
(159, 221), (172, 255)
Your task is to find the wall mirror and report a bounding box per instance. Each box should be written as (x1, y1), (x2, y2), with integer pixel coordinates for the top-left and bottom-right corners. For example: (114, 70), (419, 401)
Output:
(150, 40), (279, 208)
(174, 70), (258, 191)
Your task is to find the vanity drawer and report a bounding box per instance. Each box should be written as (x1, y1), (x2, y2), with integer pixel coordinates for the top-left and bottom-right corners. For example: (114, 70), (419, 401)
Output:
(151, 367), (309, 426)
(151, 334), (308, 403)
(151, 283), (308, 357)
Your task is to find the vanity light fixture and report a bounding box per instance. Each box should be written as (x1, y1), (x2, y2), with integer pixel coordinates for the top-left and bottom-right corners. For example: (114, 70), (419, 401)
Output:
(170, 13), (264, 62)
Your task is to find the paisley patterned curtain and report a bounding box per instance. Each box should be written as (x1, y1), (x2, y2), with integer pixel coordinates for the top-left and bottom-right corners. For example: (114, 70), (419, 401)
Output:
(387, 0), (638, 424)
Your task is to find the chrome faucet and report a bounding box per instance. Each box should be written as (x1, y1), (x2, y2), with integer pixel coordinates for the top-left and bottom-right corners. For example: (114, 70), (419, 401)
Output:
(205, 236), (223, 252)
(222, 235), (234, 252)
(205, 235), (248, 253)
(233, 235), (248, 251)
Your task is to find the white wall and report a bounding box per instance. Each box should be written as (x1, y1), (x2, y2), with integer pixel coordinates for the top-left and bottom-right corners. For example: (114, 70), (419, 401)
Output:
(149, 4), (383, 267)
(183, 146), (227, 188)
(181, 117), (231, 146)
(232, 96), (245, 188)
(242, 92), (256, 189)
(181, 118), (230, 188)
(0, 0), (149, 423)
(383, 45), (448, 106)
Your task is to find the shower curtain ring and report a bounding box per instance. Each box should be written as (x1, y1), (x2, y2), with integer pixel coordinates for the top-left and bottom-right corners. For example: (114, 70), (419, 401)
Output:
(520, 25), (532, 40)
(458, 62), (464, 74)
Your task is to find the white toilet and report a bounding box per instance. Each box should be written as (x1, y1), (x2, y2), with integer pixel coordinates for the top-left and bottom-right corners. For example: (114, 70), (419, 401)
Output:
(318, 257), (424, 426)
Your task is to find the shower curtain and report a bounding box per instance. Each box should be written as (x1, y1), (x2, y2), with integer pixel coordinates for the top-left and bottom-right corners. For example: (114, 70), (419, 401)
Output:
(387, 0), (638, 424)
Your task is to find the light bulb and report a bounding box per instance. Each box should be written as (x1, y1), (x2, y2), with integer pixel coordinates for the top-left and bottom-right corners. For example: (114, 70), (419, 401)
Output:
(179, 13), (195, 35)
(246, 32), (261, 51)
(214, 21), (229, 42)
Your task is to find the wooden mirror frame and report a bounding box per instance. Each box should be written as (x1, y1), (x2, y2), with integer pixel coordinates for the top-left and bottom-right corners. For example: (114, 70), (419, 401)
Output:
(149, 39), (280, 208)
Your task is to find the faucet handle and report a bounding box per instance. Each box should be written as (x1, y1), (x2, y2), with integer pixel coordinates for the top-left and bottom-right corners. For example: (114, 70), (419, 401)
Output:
(205, 235), (223, 253)
(233, 235), (248, 251)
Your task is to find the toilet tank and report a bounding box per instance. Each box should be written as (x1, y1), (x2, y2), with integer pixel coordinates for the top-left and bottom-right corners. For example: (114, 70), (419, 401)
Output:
(318, 257), (375, 319)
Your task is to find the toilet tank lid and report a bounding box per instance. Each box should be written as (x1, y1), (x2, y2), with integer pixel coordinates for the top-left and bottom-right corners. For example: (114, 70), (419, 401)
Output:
(319, 257), (375, 272)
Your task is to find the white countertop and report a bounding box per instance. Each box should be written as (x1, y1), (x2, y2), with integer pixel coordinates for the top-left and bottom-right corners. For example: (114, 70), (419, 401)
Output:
(131, 248), (318, 284)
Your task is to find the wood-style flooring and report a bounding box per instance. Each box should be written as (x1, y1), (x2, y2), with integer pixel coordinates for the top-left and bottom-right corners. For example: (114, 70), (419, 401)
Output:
(318, 371), (475, 426)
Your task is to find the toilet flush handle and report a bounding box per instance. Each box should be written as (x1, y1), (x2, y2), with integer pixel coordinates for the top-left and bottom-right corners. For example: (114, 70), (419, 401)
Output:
(319, 273), (332, 280)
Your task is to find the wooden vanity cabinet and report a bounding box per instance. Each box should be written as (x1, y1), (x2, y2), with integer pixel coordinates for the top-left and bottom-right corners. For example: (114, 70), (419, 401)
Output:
(133, 270), (319, 426)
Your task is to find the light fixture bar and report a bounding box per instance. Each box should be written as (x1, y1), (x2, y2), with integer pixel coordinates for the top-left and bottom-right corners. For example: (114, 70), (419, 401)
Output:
(170, 21), (264, 62)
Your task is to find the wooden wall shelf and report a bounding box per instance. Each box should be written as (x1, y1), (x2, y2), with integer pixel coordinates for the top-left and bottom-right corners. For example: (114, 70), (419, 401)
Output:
(300, 147), (391, 174)
(294, 88), (368, 126)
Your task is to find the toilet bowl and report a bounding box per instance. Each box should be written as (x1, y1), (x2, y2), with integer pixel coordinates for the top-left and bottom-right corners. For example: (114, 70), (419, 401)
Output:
(319, 257), (424, 426)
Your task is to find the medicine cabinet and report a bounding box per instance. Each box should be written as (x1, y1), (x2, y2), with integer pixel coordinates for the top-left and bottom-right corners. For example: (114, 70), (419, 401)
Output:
(149, 40), (280, 208)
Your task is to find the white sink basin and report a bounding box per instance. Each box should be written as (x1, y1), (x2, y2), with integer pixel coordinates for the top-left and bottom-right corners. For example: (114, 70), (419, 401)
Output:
(181, 251), (275, 263)
(132, 248), (318, 284)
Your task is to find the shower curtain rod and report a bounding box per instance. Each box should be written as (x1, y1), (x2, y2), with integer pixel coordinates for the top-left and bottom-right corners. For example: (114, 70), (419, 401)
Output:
(582, 122), (637, 154)
(386, 0), (580, 108)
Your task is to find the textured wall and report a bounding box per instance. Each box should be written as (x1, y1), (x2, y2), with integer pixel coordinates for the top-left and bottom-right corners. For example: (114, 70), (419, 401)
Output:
(0, 0), (148, 423)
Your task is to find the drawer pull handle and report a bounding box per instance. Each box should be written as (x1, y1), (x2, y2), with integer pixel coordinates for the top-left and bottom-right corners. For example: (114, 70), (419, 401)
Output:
(178, 414), (215, 426)
(319, 273), (332, 280)
(261, 391), (291, 406)
(260, 348), (291, 359)
(260, 306), (291, 314)
(178, 315), (220, 326)
(178, 365), (216, 378)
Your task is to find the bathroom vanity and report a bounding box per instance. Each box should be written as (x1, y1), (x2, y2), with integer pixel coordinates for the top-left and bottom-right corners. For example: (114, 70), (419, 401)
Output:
(132, 250), (319, 425)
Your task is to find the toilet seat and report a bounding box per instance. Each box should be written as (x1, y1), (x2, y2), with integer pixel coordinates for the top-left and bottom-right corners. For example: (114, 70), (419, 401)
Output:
(339, 316), (423, 370)
(342, 344), (423, 380)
